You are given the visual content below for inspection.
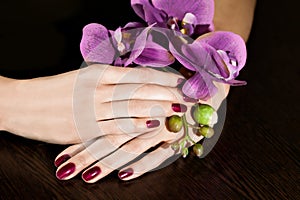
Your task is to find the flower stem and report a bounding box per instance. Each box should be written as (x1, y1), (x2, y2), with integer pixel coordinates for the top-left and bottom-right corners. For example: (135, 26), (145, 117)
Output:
(186, 122), (201, 129)
(182, 114), (196, 145)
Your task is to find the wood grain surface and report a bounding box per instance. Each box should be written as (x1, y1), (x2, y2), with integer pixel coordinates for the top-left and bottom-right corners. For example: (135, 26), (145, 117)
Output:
(0, 0), (299, 199)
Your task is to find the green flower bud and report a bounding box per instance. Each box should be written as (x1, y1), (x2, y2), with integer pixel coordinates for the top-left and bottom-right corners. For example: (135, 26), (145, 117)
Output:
(193, 104), (217, 126)
(199, 125), (215, 138)
(167, 115), (183, 133)
(193, 144), (203, 157)
(182, 147), (189, 158)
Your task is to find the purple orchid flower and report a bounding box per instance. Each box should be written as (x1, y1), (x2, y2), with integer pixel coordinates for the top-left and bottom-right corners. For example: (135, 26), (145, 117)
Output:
(80, 23), (175, 67)
(131, 0), (214, 37)
(169, 31), (247, 100)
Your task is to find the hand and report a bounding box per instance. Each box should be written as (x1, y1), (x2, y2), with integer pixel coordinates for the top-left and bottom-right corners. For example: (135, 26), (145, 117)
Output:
(54, 82), (229, 183)
(0, 64), (184, 144)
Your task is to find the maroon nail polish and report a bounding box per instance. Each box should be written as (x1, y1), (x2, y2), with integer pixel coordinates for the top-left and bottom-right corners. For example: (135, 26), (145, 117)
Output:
(54, 154), (71, 167)
(82, 166), (101, 181)
(146, 120), (160, 128)
(56, 163), (76, 180)
(172, 103), (187, 112)
(118, 168), (134, 180)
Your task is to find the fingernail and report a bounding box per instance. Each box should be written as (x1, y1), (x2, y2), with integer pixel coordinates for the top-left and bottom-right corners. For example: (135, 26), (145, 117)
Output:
(54, 154), (71, 167)
(56, 163), (76, 180)
(146, 120), (160, 128)
(82, 166), (101, 182)
(172, 103), (187, 112)
(118, 168), (134, 180)
(183, 95), (198, 103)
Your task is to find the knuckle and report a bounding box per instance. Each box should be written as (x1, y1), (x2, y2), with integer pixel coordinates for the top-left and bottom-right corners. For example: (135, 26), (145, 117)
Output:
(108, 118), (141, 136)
(128, 100), (146, 116)
(76, 155), (89, 168)
(133, 118), (149, 130)
(123, 144), (141, 154)
(130, 118), (143, 131)
(139, 83), (153, 92)
(73, 151), (95, 169)
(116, 119), (138, 134)
(105, 135), (124, 147)
(138, 67), (152, 82)
(149, 102), (170, 117)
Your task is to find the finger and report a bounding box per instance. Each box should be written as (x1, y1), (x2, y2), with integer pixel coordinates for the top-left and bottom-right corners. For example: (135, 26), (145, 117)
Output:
(54, 140), (96, 167)
(82, 113), (206, 183)
(97, 117), (163, 136)
(118, 143), (177, 181)
(117, 120), (206, 181)
(199, 81), (230, 110)
(95, 100), (188, 120)
(55, 135), (132, 180)
(72, 117), (166, 145)
(94, 64), (184, 87)
(80, 128), (171, 183)
(118, 133), (205, 181)
(74, 84), (188, 142)
(55, 117), (166, 181)
(95, 84), (182, 103)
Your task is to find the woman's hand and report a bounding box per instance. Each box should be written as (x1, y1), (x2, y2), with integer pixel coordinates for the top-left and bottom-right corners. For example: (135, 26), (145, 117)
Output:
(0, 64), (185, 144)
(54, 81), (229, 183)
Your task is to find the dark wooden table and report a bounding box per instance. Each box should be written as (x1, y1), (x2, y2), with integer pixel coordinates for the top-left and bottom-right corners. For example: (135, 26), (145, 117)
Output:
(0, 0), (299, 199)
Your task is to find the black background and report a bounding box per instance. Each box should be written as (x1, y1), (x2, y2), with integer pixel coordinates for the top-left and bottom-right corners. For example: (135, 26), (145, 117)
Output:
(0, 0), (299, 199)
(0, 0), (140, 77)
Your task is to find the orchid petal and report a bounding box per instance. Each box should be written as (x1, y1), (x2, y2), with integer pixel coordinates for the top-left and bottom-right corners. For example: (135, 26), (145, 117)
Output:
(181, 41), (214, 71)
(124, 27), (151, 66)
(180, 41), (233, 82)
(134, 41), (175, 67)
(182, 72), (218, 100)
(169, 35), (215, 73)
(114, 57), (124, 66)
(152, 0), (214, 24)
(80, 23), (115, 64)
(200, 44), (231, 78)
(194, 24), (212, 35)
(131, 0), (149, 21)
(223, 79), (247, 86)
(114, 27), (122, 43)
(198, 31), (247, 74)
(169, 36), (196, 71)
(124, 22), (145, 29)
(131, 0), (166, 25)
(144, 5), (166, 25)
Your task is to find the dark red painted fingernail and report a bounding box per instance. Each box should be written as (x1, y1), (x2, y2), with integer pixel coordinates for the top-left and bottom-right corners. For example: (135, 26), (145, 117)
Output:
(118, 168), (134, 180)
(172, 103), (187, 112)
(146, 120), (160, 128)
(56, 163), (76, 180)
(82, 166), (101, 182)
(54, 154), (71, 167)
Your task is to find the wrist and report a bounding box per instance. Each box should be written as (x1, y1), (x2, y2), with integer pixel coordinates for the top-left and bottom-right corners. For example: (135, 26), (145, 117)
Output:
(0, 71), (76, 136)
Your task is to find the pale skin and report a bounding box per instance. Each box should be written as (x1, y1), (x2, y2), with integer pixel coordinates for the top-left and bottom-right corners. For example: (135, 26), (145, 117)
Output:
(0, 0), (256, 183)
(0, 65), (187, 143)
(53, 0), (257, 183)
